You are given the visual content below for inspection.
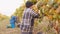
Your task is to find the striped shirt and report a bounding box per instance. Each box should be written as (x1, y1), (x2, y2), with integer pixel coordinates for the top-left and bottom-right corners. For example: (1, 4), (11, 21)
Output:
(20, 8), (39, 32)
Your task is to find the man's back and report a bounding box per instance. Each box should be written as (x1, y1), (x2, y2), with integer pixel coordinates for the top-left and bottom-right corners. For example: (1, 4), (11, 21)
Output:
(22, 8), (33, 25)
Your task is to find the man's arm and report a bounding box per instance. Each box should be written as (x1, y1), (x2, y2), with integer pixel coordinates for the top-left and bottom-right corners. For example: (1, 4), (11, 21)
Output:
(30, 9), (40, 18)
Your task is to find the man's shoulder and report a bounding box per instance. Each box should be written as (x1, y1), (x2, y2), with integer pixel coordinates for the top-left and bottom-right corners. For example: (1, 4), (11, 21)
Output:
(25, 8), (32, 12)
(26, 8), (33, 11)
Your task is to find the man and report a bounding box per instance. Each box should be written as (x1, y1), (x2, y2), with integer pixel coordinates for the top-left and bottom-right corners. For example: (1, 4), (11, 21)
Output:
(10, 16), (16, 28)
(20, 1), (39, 34)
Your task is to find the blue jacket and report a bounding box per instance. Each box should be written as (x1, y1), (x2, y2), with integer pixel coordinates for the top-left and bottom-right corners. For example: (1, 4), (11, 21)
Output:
(10, 16), (16, 24)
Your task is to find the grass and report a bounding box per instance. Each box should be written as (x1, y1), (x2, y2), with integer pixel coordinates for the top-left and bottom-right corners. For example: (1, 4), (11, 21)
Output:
(0, 19), (20, 34)
(0, 17), (58, 34)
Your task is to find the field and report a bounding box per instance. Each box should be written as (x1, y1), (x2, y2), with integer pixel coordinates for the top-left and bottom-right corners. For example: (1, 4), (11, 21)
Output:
(0, 17), (58, 34)
(0, 19), (21, 34)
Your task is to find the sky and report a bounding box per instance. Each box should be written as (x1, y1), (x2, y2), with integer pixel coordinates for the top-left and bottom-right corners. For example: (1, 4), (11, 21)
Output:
(0, 0), (24, 17)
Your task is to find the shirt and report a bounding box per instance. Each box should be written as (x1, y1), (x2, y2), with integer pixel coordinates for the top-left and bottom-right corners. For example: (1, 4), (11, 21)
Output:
(20, 8), (39, 31)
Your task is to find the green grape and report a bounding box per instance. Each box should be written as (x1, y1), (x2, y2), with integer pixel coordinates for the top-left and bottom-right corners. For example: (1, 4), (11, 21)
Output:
(58, 15), (60, 19)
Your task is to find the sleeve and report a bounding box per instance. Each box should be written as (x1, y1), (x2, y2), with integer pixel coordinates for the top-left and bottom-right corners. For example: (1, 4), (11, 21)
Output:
(30, 9), (40, 18)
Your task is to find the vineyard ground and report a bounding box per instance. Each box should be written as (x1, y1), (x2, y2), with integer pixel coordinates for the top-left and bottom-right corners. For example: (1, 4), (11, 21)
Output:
(0, 17), (57, 34)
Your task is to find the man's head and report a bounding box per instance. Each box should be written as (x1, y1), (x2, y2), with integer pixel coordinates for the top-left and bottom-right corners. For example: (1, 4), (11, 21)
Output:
(26, 1), (34, 8)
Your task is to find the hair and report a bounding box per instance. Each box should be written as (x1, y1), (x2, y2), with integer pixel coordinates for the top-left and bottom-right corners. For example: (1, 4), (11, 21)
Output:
(26, 1), (33, 8)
